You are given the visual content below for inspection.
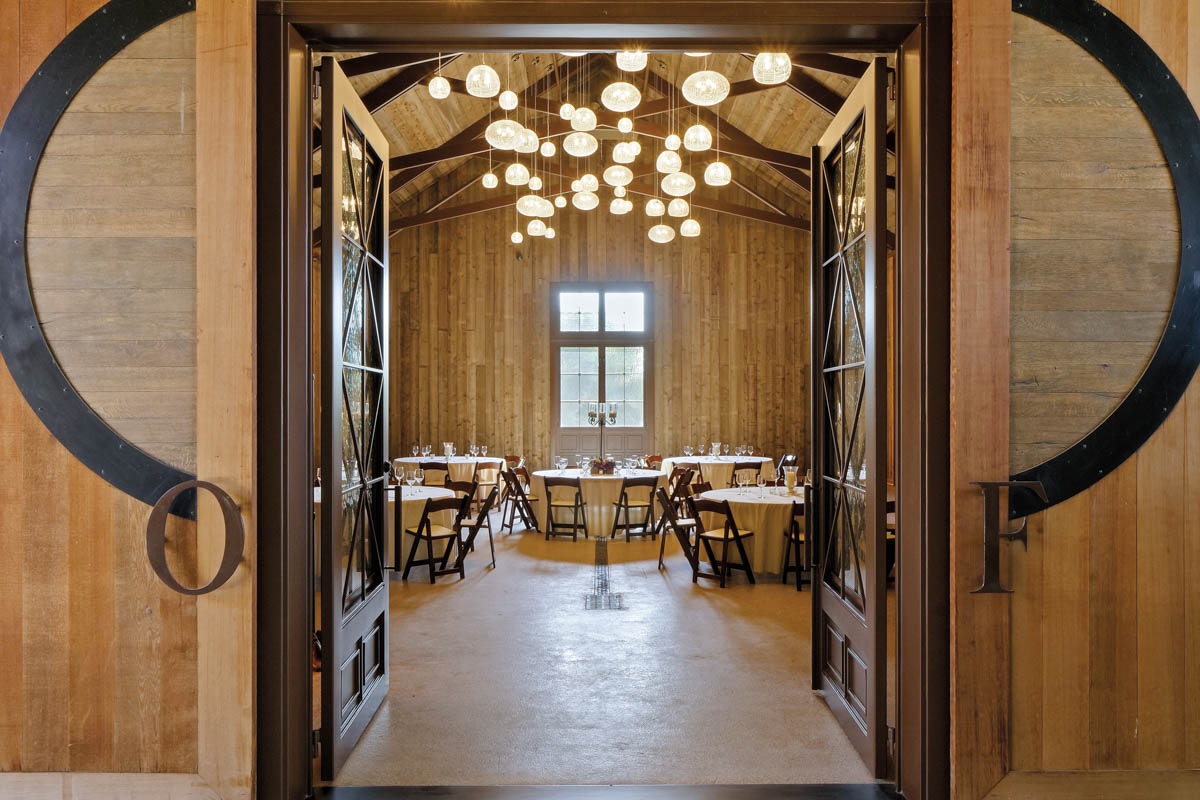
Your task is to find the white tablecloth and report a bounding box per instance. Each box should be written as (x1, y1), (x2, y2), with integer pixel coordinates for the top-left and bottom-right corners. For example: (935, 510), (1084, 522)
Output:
(530, 468), (664, 538)
(393, 456), (503, 496)
(314, 484), (455, 573)
(661, 455), (775, 489)
(698, 487), (804, 576)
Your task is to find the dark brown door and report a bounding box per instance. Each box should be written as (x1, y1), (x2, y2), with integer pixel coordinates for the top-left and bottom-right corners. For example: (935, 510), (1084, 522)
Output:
(319, 55), (390, 780)
(809, 57), (889, 777)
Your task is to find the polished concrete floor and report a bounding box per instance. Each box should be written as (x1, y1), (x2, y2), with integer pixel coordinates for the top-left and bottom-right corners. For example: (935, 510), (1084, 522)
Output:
(328, 522), (877, 787)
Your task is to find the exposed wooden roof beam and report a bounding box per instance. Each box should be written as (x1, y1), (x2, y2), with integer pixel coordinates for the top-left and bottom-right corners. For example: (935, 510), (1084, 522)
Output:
(362, 54), (461, 114)
(623, 181), (808, 229)
(789, 54), (869, 79)
(739, 53), (846, 115)
(338, 52), (458, 78)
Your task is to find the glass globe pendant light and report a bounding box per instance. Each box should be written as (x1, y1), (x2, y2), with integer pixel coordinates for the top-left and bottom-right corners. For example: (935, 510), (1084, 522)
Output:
(570, 106), (598, 132)
(667, 198), (690, 217)
(683, 123), (712, 152)
(514, 128), (539, 154)
(428, 75), (451, 99)
(662, 171), (696, 197)
(465, 64), (502, 98)
(540, 140), (556, 158)
(648, 223), (676, 243)
(528, 175), (543, 191)
(704, 160), (732, 187)
(570, 179), (582, 193)
(680, 218), (701, 237)
(665, 133), (681, 151)
(616, 50), (647, 71)
(685, 51), (711, 57)
(481, 172), (499, 189)
(612, 141), (636, 164)
(572, 191), (599, 211)
(545, 227), (556, 239)
(681, 70), (730, 106)
(554, 195), (568, 208)
(614, 185), (627, 198)
(485, 119), (523, 150)
(644, 198), (666, 217)
(609, 197), (632, 215)
(752, 52), (792, 85)
(560, 51), (587, 57)
(516, 194), (545, 216)
(504, 162), (530, 186)
(579, 173), (600, 192)
(511, 230), (524, 244)
(562, 131), (598, 157)
(527, 219), (547, 236)
(629, 140), (642, 156)
(498, 89), (519, 110)
(600, 81), (641, 113)
(617, 117), (634, 134)
(656, 150), (682, 174)
(559, 102), (576, 120)
(603, 164), (634, 187)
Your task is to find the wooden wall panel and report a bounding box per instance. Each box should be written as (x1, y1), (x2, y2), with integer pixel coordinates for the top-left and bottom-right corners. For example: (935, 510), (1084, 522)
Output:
(1007, 0), (1200, 777)
(27, 13), (197, 473)
(388, 180), (808, 470)
(0, 1), (198, 776)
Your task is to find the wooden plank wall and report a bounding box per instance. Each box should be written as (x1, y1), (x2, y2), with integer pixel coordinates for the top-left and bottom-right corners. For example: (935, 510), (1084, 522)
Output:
(388, 182), (809, 470)
(1008, 0), (1200, 777)
(0, 1), (198, 774)
(26, 13), (197, 474)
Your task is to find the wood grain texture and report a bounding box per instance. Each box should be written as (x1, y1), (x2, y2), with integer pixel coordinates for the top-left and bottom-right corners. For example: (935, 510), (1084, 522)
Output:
(387, 172), (808, 471)
(0, 1), (198, 776)
(26, 12), (198, 473)
(1007, 0), (1200, 777)
(984, 769), (1200, 800)
(1009, 14), (1179, 473)
(950, 0), (1012, 797)
(194, 0), (256, 797)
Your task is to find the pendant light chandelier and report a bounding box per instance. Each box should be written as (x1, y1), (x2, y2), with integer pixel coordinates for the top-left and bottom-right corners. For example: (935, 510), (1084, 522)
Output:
(667, 198), (690, 217)
(681, 70), (730, 106)
(570, 106), (598, 131)
(616, 50), (647, 71)
(680, 218), (701, 237)
(485, 119), (523, 150)
(662, 171), (696, 197)
(683, 123), (712, 152)
(645, 198), (666, 217)
(656, 150), (682, 174)
(465, 64), (501, 97)
(752, 53), (792, 85)
(572, 191), (599, 211)
(504, 162), (530, 186)
(648, 223), (676, 243)
(600, 81), (641, 113)
(498, 89), (519, 110)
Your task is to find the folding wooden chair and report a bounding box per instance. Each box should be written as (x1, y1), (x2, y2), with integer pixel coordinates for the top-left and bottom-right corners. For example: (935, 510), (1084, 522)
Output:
(543, 475), (587, 540)
(500, 467), (539, 533)
(655, 486), (699, 571)
(654, 467), (694, 556)
(401, 494), (471, 583)
(444, 486), (500, 571)
(610, 474), (659, 540)
(782, 487), (811, 590)
(419, 460), (450, 486)
(685, 494), (756, 588)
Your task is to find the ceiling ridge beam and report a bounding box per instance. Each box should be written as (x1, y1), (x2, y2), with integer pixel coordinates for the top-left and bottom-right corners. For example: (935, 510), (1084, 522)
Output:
(362, 54), (462, 115)
(338, 52), (458, 78)
(739, 53), (845, 115)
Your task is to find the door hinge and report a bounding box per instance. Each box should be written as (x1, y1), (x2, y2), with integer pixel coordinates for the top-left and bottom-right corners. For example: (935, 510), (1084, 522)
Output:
(886, 723), (897, 758)
(312, 67), (321, 100)
(311, 728), (320, 759)
(887, 67), (897, 101)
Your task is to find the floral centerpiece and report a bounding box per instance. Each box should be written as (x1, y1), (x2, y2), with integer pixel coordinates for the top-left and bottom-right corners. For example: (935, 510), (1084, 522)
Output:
(590, 457), (616, 475)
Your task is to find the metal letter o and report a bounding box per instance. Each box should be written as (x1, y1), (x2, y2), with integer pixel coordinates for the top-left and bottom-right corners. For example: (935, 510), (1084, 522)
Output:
(146, 480), (245, 596)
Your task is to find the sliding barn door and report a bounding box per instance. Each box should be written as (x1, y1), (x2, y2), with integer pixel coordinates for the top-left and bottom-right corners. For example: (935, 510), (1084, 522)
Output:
(319, 55), (391, 780)
(809, 57), (889, 777)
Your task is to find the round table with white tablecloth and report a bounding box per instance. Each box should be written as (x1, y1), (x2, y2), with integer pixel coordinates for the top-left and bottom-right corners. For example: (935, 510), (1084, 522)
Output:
(314, 484), (455, 575)
(392, 455), (503, 485)
(660, 455), (775, 489)
(529, 468), (665, 538)
(698, 487), (804, 576)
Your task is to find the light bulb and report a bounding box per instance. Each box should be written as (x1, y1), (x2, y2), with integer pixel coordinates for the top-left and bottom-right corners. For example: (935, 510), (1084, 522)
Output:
(428, 75), (451, 99)
(603, 164), (634, 187)
(656, 150), (682, 174)
(662, 171), (696, 197)
(612, 141), (636, 164)
(617, 116), (634, 134)
(504, 162), (530, 186)
(645, 198), (666, 217)
(681, 70), (730, 106)
(752, 52), (792, 85)
(665, 133), (681, 151)
(554, 195), (567, 208)
(545, 227), (556, 239)
(514, 128), (539, 153)
(499, 89), (518, 110)
(485, 119), (523, 150)
(579, 173), (600, 192)
(648, 223), (676, 243)
(601, 81), (641, 113)
(528, 175), (543, 191)
(540, 140), (556, 158)
(614, 185), (627, 198)
(616, 51), (647, 71)
(465, 64), (501, 98)
(572, 191), (599, 211)
(668, 198), (690, 217)
(481, 172), (499, 189)
(570, 106), (598, 132)
(559, 102), (576, 120)
(511, 230), (523, 244)
(562, 131), (598, 157)
(704, 160), (732, 187)
(680, 218), (701, 237)
(683, 123), (712, 152)
(527, 219), (547, 236)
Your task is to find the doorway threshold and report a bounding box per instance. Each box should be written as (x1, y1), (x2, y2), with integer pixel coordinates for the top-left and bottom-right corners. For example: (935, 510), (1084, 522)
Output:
(317, 784), (902, 800)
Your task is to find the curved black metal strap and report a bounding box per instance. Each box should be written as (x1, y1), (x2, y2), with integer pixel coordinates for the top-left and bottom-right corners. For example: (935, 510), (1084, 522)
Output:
(0, 0), (197, 517)
(1010, 0), (1200, 517)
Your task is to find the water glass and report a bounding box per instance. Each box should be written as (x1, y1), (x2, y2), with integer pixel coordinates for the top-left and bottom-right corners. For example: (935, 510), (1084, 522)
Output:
(711, 442), (721, 459)
(722, 444), (730, 457)
(757, 473), (766, 496)
(411, 444), (419, 457)
(413, 468), (425, 486)
(480, 445), (488, 457)
(683, 445), (694, 457)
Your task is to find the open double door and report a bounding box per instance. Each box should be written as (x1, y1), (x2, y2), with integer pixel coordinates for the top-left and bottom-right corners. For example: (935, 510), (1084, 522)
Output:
(314, 54), (894, 782)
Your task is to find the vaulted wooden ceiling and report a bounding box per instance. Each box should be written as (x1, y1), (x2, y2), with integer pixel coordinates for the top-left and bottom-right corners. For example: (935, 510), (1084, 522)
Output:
(318, 50), (889, 238)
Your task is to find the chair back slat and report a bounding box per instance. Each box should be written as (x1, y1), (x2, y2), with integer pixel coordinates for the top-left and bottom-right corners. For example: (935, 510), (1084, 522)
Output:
(445, 479), (478, 500)
(419, 460), (450, 485)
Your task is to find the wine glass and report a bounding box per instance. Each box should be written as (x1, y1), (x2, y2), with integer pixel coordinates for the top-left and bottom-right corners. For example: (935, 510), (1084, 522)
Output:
(756, 472), (766, 497)
(722, 444), (730, 457)
(422, 443), (431, 457)
(683, 444), (693, 457)
(411, 444), (419, 457)
(480, 445), (488, 457)
(413, 468), (424, 486)
(469, 443), (479, 457)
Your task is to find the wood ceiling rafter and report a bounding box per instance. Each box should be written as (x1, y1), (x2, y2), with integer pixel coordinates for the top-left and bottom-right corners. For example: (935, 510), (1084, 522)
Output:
(738, 53), (847, 115)
(787, 53), (870, 79)
(361, 53), (462, 115)
(339, 52), (459, 78)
